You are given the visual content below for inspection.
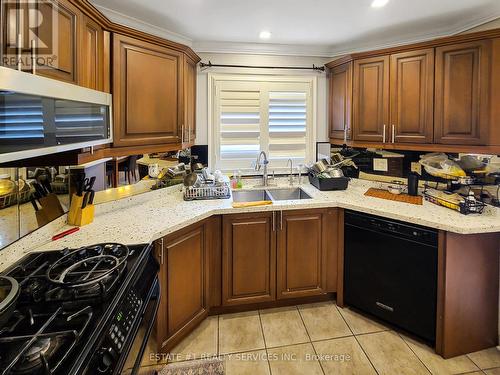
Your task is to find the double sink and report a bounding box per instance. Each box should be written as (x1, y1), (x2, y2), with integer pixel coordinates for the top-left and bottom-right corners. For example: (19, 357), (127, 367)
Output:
(232, 187), (312, 202)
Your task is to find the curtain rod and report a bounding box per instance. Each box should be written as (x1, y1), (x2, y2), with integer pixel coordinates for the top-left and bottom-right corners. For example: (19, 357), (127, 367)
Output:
(199, 61), (325, 72)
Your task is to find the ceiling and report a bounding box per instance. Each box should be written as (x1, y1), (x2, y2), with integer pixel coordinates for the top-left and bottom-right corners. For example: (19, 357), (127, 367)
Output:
(90, 0), (500, 56)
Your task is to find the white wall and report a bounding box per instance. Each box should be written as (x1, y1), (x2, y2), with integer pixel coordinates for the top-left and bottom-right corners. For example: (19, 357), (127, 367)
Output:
(195, 53), (331, 146)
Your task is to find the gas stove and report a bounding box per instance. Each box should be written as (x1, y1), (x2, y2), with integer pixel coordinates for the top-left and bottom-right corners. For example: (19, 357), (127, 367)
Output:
(0, 243), (159, 375)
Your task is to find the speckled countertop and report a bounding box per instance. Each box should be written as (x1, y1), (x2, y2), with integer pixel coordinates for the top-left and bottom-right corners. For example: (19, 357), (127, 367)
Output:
(1, 178), (499, 272)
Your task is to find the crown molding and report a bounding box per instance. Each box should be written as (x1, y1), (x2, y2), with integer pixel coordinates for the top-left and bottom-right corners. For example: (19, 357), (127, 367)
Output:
(90, 2), (499, 59)
(91, 3), (193, 47)
(192, 41), (333, 58)
(326, 11), (500, 58)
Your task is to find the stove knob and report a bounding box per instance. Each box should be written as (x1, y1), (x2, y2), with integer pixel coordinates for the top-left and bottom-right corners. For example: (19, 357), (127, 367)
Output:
(97, 347), (116, 373)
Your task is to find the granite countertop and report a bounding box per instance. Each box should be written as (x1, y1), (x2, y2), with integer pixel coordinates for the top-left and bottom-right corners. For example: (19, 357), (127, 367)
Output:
(1, 178), (499, 272)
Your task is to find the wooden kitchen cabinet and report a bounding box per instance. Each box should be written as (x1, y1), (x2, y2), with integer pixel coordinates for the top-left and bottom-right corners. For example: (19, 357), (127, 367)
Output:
(222, 212), (276, 305)
(79, 14), (105, 91)
(182, 54), (197, 143)
(0, 0), (80, 82)
(222, 208), (339, 304)
(155, 221), (210, 351)
(352, 56), (390, 142)
(390, 49), (434, 144)
(276, 209), (333, 299)
(35, 0), (80, 83)
(113, 33), (183, 147)
(328, 62), (352, 141)
(434, 41), (491, 145)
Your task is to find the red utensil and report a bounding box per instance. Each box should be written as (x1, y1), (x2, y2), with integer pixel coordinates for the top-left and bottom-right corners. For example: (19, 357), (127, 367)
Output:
(52, 227), (79, 241)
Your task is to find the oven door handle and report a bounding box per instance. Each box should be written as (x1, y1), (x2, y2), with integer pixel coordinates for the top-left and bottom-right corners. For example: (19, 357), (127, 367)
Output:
(130, 276), (161, 375)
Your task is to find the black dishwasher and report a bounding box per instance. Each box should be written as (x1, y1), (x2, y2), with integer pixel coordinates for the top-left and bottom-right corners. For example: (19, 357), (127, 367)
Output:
(344, 210), (438, 342)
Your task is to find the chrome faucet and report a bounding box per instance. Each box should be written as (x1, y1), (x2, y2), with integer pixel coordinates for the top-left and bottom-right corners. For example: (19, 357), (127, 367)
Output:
(286, 158), (294, 185)
(255, 151), (270, 186)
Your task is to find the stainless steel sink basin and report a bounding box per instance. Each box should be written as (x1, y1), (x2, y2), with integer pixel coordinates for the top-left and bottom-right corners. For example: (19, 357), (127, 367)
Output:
(266, 188), (312, 201)
(231, 189), (272, 202)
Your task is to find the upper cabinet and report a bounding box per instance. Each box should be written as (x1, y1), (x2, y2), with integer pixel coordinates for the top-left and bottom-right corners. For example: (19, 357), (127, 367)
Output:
(1, 0), (200, 159)
(182, 54), (197, 144)
(1, 0), (106, 89)
(35, 0), (80, 83)
(79, 14), (105, 91)
(352, 56), (390, 143)
(328, 62), (352, 141)
(390, 49), (434, 144)
(328, 32), (499, 152)
(434, 41), (491, 145)
(112, 34), (183, 147)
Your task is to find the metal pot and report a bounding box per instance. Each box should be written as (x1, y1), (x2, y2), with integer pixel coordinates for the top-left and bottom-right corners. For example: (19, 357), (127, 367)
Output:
(327, 168), (344, 178)
(312, 161), (327, 174)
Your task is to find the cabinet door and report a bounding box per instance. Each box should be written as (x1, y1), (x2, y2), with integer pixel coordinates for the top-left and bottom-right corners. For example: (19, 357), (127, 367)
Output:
(353, 56), (390, 142)
(390, 49), (434, 144)
(182, 54), (197, 143)
(156, 224), (208, 351)
(79, 14), (103, 90)
(35, 0), (79, 83)
(434, 41), (491, 145)
(329, 62), (352, 140)
(277, 209), (327, 299)
(222, 212), (276, 305)
(113, 33), (182, 147)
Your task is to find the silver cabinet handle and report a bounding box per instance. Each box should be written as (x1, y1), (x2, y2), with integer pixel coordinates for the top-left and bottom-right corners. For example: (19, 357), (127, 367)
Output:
(188, 124), (192, 143)
(280, 211), (283, 230)
(159, 238), (164, 265)
(181, 124), (184, 144)
(31, 39), (36, 75)
(392, 124), (395, 143)
(343, 124), (347, 143)
(17, 33), (22, 71)
(383, 124), (386, 143)
(272, 211), (276, 231)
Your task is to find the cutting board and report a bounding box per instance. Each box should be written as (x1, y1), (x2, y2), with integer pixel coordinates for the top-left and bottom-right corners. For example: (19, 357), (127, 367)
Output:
(364, 188), (423, 205)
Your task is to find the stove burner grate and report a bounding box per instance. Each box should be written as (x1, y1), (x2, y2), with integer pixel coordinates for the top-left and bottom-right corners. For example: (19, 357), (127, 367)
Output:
(0, 306), (93, 375)
(46, 243), (129, 288)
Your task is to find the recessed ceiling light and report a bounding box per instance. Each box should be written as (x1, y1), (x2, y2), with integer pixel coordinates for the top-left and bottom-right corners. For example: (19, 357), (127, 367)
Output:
(371, 0), (389, 7)
(259, 31), (271, 39)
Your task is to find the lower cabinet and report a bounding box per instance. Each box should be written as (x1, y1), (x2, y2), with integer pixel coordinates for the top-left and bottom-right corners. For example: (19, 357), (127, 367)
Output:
(154, 209), (339, 352)
(222, 212), (276, 305)
(222, 208), (339, 305)
(155, 220), (210, 352)
(277, 209), (328, 299)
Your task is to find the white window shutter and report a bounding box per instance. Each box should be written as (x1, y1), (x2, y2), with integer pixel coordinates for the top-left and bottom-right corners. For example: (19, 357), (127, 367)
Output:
(211, 76), (315, 172)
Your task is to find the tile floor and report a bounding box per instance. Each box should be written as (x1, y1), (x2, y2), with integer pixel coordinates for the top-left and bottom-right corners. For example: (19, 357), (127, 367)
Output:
(141, 301), (500, 375)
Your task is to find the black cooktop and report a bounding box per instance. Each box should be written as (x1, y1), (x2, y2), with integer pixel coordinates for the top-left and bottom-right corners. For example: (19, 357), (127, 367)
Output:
(0, 243), (150, 375)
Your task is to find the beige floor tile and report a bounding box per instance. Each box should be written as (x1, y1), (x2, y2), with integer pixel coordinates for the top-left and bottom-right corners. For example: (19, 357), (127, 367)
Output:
(485, 367), (500, 374)
(468, 347), (500, 369)
(313, 336), (377, 375)
(169, 316), (218, 362)
(401, 335), (479, 374)
(259, 307), (309, 348)
(298, 302), (352, 341)
(267, 343), (323, 375)
(357, 331), (430, 375)
(224, 350), (271, 375)
(219, 311), (265, 354)
(338, 307), (389, 335)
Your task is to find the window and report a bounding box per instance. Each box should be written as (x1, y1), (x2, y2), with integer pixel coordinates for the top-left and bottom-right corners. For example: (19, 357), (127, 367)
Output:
(209, 75), (316, 172)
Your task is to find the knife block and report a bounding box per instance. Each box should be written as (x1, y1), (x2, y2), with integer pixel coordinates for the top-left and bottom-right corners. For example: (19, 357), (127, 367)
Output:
(67, 194), (95, 226)
(35, 193), (65, 227)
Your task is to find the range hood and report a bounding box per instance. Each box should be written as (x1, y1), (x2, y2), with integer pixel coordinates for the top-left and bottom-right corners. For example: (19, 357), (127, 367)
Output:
(0, 66), (113, 163)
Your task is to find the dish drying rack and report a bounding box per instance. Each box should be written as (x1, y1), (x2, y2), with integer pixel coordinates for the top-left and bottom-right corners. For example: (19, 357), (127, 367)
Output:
(183, 181), (231, 201)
